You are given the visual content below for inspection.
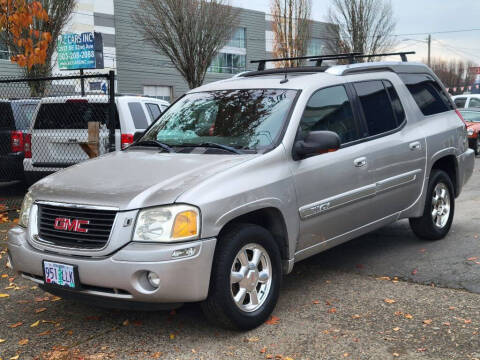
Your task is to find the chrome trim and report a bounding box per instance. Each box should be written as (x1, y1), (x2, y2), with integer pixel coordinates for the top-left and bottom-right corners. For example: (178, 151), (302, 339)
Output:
(299, 184), (376, 220)
(375, 169), (422, 194)
(35, 200), (119, 211)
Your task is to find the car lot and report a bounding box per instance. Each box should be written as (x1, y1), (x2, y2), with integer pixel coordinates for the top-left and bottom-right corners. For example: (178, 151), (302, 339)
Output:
(0, 158), (479, 360)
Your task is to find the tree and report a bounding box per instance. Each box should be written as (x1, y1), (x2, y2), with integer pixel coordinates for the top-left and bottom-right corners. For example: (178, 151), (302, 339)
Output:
(325, 0), (396, 61)
(428, 58), (477, 94)
(0, 0), (50, 69)
(132, 0), (239, 89)
(270, 0), (312, 67)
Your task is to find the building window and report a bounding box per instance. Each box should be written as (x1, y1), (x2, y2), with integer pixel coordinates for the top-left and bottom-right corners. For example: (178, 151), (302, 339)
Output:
(307, 38), (324, 56)
(226, 27), (246, 49)
(209, 53), (246, 74)
(144, 86), (172, 102)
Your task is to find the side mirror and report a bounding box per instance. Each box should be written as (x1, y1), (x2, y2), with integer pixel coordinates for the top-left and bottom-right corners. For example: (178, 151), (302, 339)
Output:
(293, 131), (341, 160)
(133, 131), (144, 142)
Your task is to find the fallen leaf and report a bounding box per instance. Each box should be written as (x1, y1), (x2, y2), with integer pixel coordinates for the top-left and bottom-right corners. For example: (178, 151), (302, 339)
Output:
(18, 338), (29, 346)
(411, 269), (418, 275)
(37, 330), (51, 336)
(265, 316), (280, 325)
(449, 306), (456, 310)
(467, 257), (478, 261)
(343, 354), (349, 358)
(312, 300), (320, 304)
(417, 348), (427, 352)
(122, 320), (129, 326)
(394, 311), (403, 316)
(351, 314), (361, 319)
(404, 314), (413, 319)
(0, 338), (5, 343)
(244, 336), (259, 343)
(464, 319), (472, 324)
(384, 298), (396, 304)
(423, 319), (433, 325)
(393, 353), (399, 357)
(328, 307), (337, 313)
(260, 347), (267, 353)
(152, 352), (162, 359)
(10, 355), (19, 360)
(393, 327), (400, 331)
(266, 355), (273, 359)
(169, 333), (175, 340)
(30, 320), (40, 328)
(443, 322), (450, 326)
(51, 296), (61, 302)
(0, 293), (9, 298)
(1, 274), (7, 278)
(9, 322), (22, 328)
(275, 355), (283, 359)
(284, 357), (294, 360)
(377, 276), (391, 281)
(35, 307), (47, 313)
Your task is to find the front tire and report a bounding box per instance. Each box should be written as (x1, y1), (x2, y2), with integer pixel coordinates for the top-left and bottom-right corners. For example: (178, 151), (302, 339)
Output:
(409, 169), (455, 240)
(201, 223), (282, 330)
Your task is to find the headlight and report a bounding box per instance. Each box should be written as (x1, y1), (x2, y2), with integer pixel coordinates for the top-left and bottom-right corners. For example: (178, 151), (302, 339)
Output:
(133, 204), (200, 243)
(467, 129), (474, 136)
(18, 192), (34, 228)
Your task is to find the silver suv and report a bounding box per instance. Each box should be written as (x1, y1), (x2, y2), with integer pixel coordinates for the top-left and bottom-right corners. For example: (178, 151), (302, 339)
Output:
(8, 56), (475, 330)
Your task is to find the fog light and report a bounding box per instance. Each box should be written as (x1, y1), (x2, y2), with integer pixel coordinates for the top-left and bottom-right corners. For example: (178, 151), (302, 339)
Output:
(172, 247), (196, 258)
(147, 272), (160, 288)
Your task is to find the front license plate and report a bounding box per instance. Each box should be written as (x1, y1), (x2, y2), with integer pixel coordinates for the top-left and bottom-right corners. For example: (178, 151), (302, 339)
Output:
(43, 261), (78, 289)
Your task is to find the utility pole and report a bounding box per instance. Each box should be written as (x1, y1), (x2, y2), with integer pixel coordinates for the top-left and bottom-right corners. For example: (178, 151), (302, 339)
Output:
(427, 34), (431, 67)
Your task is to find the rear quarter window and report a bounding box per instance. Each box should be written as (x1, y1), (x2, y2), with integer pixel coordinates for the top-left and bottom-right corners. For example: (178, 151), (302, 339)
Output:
(469, 98), (480, 108)
(128, 102), (149, 129)
(399, 73), (453, 116)
(454, 97), (467, 108)
(0, 102), (14, 129)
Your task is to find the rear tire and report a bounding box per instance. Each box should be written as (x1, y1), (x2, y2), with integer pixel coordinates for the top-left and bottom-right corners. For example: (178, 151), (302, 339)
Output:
(409, 169), (455, 240)
(201, 223), (282, 330)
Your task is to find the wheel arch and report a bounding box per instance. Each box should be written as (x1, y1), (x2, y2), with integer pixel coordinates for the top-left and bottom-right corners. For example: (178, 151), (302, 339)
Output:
(430, 153), (459, 197)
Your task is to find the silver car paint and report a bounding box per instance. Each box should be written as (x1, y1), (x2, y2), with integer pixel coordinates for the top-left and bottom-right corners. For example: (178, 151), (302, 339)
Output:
(8, 62), (476, 304)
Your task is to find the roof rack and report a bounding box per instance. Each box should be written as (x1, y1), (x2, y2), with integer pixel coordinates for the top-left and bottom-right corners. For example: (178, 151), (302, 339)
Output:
(251, 52), (363, 71)
(308, 51), (416, 65)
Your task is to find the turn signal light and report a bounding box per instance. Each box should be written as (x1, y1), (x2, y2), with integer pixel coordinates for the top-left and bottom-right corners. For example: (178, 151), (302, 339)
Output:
(171, 211), (198, 239)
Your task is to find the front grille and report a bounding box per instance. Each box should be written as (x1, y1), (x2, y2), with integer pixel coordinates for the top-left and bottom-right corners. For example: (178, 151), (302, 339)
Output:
(37, 204), (117, 249)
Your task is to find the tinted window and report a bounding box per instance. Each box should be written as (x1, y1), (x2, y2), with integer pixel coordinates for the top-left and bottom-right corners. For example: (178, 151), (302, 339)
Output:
(128, 102), (149, 129)
(146, 103), (162, 121)
(454, 97), (467, 108)
(12, 103), (37, 130)
(0, 102), (14, 129)
(299, 85), (360, 144)
(34, 103), (119, 130)
(460, 110), (480, 122)
(469, 98), (480, 108)
(354, 81), (397, 136)
(384, 81), (406, 125)
(399, 74), (452, 115)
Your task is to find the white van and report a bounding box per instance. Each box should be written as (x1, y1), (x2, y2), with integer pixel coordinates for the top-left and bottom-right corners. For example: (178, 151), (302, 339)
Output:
(23, 95), (169, 184)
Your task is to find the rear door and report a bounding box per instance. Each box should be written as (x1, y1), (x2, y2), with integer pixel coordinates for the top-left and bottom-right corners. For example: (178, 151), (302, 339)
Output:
(352, 79), (426, 216)
(0, 102), (14, 156)
(31, 101), (113, 167)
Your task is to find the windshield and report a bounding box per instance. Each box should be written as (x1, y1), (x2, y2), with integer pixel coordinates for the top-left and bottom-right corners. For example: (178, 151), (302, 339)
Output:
(460, 111), (480, 123)
(140, 89), (298, 152)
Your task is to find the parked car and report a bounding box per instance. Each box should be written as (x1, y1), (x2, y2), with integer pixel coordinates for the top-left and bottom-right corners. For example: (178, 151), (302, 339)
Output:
(459, 108), (480, 155)
(452, 94), (480, 108)
(8, 57), (475, 330)
(23, 95), (169, 185)
(0, 99), (39, 183)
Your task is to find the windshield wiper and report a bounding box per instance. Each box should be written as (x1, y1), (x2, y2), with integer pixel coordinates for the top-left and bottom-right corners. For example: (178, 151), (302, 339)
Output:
(178, 142), (244, 154)
(131, 140), (175, 153)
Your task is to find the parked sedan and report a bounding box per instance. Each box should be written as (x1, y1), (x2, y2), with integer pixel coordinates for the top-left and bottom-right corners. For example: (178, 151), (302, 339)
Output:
(460, 108), (480, 155)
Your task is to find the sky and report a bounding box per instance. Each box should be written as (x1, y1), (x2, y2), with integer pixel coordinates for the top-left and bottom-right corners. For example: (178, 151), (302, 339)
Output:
(231, 0), (480, 65)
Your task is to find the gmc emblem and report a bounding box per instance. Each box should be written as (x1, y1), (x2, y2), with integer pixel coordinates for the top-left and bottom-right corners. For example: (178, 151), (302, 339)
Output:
(54, 218), (90, 233)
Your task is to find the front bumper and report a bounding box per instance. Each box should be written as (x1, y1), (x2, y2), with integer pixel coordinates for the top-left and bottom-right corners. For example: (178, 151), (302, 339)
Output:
(8, 226), (216, 304)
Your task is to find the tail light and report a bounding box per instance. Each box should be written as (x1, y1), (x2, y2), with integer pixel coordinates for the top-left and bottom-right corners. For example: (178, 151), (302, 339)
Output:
(121, 133), (134, 149)
(24, 133), (32, 158)
(456, 109), (467, 127)
(10, 131), (24, 153)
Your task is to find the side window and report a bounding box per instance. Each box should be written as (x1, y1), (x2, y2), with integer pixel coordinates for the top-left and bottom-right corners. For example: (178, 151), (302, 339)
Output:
(128, 102), (149, 129)
(399, 74), (452, 116)
(469, 98), (480, 108)
(146, 103), (162, 121)
(354, 81), (397, 136)
(299, 85), (361, 144)
(454, 97), (467, 108)
(383, 81), (406, 125)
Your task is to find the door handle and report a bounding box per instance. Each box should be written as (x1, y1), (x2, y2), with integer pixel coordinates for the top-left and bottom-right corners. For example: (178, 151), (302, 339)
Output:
(409, 141), (421, 151)
(354, 157), (367, 167)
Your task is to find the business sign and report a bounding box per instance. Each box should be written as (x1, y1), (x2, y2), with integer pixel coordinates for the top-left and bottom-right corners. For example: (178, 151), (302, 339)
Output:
(58, 32), (104, 70)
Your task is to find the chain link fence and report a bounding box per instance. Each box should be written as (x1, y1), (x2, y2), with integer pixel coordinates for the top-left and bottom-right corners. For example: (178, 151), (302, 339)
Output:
(0, 71), (116, 212)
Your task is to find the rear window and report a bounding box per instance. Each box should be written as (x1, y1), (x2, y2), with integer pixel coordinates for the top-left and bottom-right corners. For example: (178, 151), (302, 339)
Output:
(399, 74), (453, 116)
(34, 102), (119, 130)
(0, 102), (14, 129)
(12, 103), (37, 130)
(354, 80), (398, 136)
(128, 102), (149, 129)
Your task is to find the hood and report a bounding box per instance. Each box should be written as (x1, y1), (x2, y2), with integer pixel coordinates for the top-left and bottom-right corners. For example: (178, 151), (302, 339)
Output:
(31, 149), (256, 210)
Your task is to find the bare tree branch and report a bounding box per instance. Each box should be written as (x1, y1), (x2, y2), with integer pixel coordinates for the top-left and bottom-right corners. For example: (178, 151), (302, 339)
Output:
(132, 0), (239, 89)
(325, 0), (396, 62)
(270, 0), (312, 67)
(428, 57), (476, 93)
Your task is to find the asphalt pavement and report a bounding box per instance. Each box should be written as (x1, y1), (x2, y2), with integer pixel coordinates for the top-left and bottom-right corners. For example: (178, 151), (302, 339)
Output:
(0, 158), (479, 360)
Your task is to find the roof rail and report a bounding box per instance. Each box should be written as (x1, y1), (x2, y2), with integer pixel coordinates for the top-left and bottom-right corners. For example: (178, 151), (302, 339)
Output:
(251, 52), (363, 71)
(309, 51), (416, 64)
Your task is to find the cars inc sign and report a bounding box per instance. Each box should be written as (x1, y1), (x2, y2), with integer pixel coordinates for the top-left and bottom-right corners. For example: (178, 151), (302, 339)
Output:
(58, 32), (104, 70)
